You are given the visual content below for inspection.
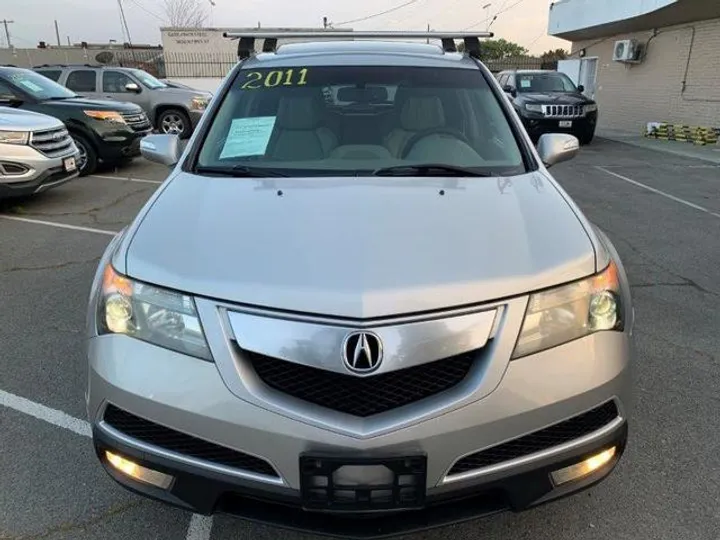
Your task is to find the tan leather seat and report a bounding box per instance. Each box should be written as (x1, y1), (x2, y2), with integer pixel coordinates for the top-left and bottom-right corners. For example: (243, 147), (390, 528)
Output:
(267, 94), (338, 161)
(384, 95), (446, 157)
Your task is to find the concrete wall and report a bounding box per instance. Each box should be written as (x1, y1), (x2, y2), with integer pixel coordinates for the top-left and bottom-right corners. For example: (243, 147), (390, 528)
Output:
(549, 0), (678, 37)
(572, 17), (720, 132)
(0, 47), (162, 68)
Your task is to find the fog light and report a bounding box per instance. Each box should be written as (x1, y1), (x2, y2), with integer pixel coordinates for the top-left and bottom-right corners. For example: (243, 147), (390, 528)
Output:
(550, 447), (617, 486)
(105, 451), (174, 489)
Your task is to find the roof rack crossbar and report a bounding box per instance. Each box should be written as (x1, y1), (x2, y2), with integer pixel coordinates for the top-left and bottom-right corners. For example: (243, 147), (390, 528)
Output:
(223, 31), (492, 59)
(223, 30), (493, 40)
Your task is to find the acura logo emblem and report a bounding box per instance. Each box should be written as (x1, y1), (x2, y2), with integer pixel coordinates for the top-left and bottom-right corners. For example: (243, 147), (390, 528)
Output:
(342, 331), (383, 374)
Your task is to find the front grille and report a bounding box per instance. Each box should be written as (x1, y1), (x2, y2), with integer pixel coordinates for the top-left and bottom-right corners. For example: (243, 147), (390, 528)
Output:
(542, 104), (584, 118)
(246, 350), (478, 417)
(103, 405), (279, 478)
(30, 126), (74, 158)
(448, 401), (620, 476)
(121, 111), (152, 132)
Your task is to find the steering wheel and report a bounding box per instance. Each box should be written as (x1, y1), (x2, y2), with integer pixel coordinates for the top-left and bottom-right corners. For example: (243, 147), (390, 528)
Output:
(400, 127), (473, 159)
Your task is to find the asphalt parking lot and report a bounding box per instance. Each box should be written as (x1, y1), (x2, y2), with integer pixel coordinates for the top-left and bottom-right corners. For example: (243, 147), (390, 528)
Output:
(1, 138), (719, 540)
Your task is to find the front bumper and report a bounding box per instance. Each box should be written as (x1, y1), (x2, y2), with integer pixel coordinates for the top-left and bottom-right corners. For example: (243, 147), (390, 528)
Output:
(94, 418), (627, 538)
(93, 126), (152, 162)
(0, 146), (79, 198)
(189, 109), (204, 129)
(87, 326), (632, 538)
(520, 112), (598, 139)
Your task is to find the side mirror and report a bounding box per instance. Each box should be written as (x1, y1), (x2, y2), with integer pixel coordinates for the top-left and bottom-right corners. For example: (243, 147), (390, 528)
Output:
(577, 84), (585, 93)
(125, 82), (141, 93)
(537, 134), (580, 168)
(502, 85), (517, 97)
(140, 134), (181, 167)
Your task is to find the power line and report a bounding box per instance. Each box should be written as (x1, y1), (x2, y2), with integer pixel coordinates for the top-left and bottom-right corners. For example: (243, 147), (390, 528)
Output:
(463, 0), (528, 31)
(334, 0), (421, 27)
(126, 0), (165, 22)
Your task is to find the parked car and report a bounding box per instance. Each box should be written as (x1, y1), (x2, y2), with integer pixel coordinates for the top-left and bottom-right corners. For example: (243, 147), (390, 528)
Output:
(86, 33), (633, 539)
(0, 67), (151, 176)
(0, 105), (79, 198)
(34, 65), (212, 139)
(497, 69), (598, 144)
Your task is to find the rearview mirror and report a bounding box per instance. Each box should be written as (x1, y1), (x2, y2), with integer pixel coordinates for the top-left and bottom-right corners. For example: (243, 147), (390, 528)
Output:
(502, 85), (517, 97)
(125, 82), (141, 93)
(140, 134), (181, 167)
(537, 134), (580, 168)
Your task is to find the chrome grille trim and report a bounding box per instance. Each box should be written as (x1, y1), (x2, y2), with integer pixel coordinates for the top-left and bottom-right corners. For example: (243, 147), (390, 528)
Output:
(30, 127), (75, 158)
(121, 111), (152, 131)
(542, 104), (584, 119)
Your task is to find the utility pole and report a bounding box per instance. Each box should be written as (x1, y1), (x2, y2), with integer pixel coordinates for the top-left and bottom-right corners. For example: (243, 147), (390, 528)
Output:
(1, 19), (14, 48)
(54, 20), (61, 47)
(116, 0), (136, 61)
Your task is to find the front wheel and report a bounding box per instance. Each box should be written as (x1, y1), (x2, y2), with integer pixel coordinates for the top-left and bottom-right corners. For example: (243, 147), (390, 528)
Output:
(157, 109), (192, 139)
(577, 129), (595, 145)
(71, 133), (98, 176)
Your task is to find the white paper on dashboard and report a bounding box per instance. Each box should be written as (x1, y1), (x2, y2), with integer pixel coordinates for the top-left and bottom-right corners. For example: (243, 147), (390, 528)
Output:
(220, 116), (277, 159)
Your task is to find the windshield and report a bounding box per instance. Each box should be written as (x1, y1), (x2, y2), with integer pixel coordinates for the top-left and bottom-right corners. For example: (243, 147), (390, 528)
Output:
(130, 69), (167, 89)
(195, 66), (526, 177)
(517, 72), (577, 93)
(2, 69), (77, 100)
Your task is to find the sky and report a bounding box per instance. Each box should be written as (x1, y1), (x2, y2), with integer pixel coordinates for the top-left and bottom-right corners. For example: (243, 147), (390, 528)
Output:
(2, 0), (568, 55)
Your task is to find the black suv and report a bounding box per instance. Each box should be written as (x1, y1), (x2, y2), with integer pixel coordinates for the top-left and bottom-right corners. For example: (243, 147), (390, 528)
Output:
(0, 66), (152, 175)
(497, 70), (598, 144)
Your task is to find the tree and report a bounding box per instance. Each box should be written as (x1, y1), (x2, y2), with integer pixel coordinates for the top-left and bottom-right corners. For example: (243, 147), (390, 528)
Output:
(458, 38), (529, 60)
(541, 48), (569, 62)
(163, 0), (208, 27)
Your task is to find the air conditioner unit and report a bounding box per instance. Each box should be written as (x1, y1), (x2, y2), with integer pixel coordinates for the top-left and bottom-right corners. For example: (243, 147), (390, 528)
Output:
(613, 39), (642, 63)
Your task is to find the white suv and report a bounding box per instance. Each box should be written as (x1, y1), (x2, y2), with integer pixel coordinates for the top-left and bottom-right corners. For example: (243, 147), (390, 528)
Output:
(0, 106), (79, 198)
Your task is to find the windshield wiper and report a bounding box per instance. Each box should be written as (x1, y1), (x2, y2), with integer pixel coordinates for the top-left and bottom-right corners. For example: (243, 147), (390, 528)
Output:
(195, 165), (289, 178)
(371, 164), (494, 177)
(46, 96), (76, 100)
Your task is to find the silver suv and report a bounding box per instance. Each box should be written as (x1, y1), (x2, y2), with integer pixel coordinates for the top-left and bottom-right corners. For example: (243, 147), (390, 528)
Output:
(86, 32), (633, 538)
(34, 65), (211, 139)
(0, 106), (79, 198)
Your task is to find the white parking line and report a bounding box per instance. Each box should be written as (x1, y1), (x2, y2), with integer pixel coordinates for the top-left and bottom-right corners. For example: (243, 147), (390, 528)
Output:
(186, 515), (214, 540)
(90, 174), (163, 185)
(0, 215), (119, 236)
(595, 166), (720, 219)
(0, 389), (214, 539)
(0, 389), (92, 437)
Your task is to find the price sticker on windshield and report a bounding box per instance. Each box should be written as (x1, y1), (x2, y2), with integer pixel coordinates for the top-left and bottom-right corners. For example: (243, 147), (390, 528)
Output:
(240, 68), (309, 90)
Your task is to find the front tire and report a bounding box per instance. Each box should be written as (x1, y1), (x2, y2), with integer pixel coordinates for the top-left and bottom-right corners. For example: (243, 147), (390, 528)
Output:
(157, 109), (192, 139)
(71, 133), (98, 176)
(578, 129), (595, 145)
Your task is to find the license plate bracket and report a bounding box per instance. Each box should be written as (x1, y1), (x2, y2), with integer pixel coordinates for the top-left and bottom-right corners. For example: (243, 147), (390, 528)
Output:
(63, 157), (77, 172)
(559, 120), (573, 128)
(300, 454), (427, 512)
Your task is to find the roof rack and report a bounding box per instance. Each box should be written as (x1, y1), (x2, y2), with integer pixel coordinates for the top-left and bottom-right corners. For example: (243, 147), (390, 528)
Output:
(222, 31), (493, 60)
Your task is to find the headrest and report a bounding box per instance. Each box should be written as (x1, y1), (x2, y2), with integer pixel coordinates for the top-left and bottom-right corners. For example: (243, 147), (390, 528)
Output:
(401, 96), (445, 131)
(276, 95), (321, 130)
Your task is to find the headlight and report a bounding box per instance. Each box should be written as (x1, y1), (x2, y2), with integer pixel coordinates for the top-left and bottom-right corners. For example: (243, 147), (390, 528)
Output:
(190, 96), (209, 111)
(84, 110), (127, 124)
(0, 130), (30, 145)
(525, 104), (544, 113)
(584, 104), (598, 113)
(98, 264), (212, 361)
(512, 261), (623, 359)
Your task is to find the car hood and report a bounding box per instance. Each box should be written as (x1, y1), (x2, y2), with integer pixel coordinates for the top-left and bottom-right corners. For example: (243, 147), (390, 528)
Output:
(157, 87), (212, 99)
(519, 92), (589, 104)
(123, 172), (596, 318)
(42, 96), (143, 112)
(0, 105), (62, 131)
